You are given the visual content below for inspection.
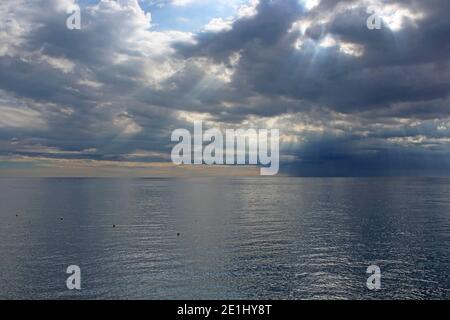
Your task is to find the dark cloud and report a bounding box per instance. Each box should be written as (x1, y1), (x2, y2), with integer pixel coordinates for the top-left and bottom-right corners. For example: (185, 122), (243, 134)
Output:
(0, 0), (449, 175)
(176, 0), (303, 61)
(178, 0), (450, 112)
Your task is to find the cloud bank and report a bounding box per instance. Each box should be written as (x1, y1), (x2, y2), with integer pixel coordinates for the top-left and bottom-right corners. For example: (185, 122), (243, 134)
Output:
(0, 0), (449, 176)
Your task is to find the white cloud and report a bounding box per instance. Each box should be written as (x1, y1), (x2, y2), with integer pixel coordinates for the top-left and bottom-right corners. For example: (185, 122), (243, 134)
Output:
(0, 105), (46, 129)
(171, 0), (195, 6)
(113, 112), (142, 136)
(301, 0), (319, 11)
(204, 17), (233, 32)
(237, 0), (259, 18)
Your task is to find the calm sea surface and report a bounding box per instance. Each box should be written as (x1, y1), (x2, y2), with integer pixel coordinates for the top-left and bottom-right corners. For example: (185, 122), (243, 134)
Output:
(0, 177), (449, 299)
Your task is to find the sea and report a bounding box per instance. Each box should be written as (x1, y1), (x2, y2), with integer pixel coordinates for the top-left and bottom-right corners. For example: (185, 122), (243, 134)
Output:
(0, 177), (449, 299)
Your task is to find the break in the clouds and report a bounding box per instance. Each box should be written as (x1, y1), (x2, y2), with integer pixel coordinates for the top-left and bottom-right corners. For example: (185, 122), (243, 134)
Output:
(0, 0), (449, 176)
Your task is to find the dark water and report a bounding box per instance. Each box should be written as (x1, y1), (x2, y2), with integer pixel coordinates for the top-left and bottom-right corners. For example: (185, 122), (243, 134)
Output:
(0, 177), (449, 300)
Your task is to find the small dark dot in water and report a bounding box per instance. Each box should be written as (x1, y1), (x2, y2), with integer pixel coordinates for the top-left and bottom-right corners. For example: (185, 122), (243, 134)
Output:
(177, 233), (180, 237)
(113, 224), (116, 228)
(16, 214), (19, 217)
(60, 217), (64, 221)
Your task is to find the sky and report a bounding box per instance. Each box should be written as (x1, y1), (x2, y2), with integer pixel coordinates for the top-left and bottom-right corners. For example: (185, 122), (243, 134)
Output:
(0, 0), (449, 177)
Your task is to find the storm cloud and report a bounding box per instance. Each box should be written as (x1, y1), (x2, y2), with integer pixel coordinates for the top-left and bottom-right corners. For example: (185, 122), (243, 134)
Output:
(0, 0), (449, 176)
